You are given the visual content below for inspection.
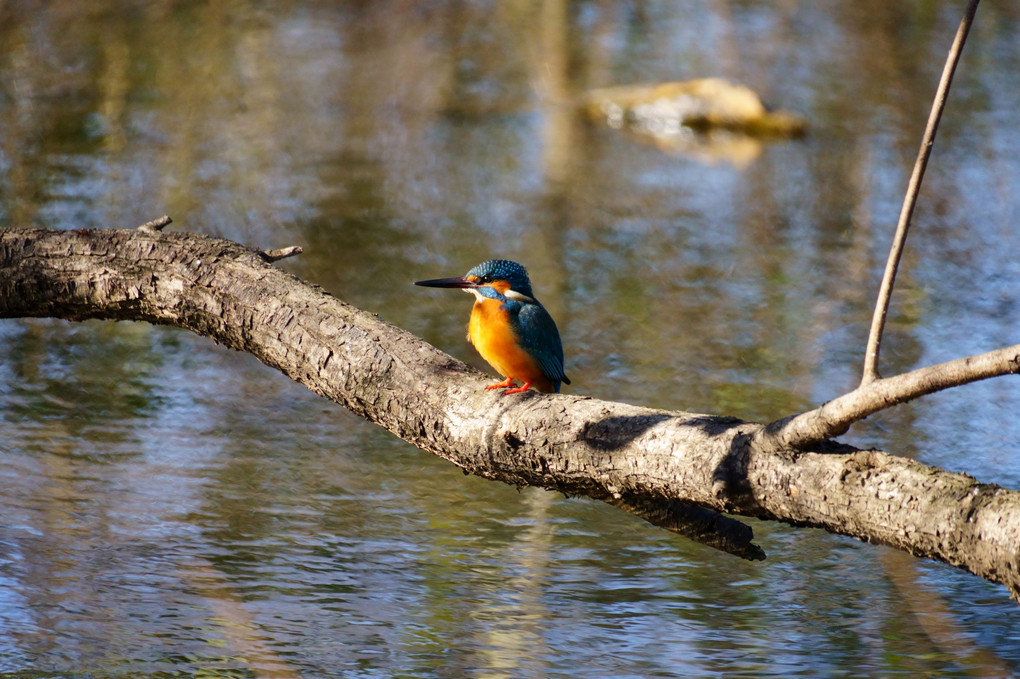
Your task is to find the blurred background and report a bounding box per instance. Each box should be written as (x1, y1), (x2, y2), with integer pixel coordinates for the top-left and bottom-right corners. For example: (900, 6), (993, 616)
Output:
(1, 1), (1019, 676)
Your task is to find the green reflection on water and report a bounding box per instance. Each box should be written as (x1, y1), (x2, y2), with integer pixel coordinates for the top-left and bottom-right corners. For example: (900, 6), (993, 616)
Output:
(5, 320), (165, 446)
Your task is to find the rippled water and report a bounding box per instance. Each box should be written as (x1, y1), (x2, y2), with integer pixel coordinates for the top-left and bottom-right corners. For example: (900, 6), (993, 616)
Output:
(2, 1), (1020, 676)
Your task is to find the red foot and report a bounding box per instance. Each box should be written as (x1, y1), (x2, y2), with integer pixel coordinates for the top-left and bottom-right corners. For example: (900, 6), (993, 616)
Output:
(485, 377), (516, 391)
(484, 377), (531, 394)
(502, 381), (532, 395)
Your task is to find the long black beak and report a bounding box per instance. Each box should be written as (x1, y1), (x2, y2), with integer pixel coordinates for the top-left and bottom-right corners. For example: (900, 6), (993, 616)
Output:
(414, 276), (477, 289)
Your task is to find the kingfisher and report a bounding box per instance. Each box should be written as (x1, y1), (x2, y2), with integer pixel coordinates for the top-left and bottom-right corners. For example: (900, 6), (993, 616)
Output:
(415, 260), (570, 394)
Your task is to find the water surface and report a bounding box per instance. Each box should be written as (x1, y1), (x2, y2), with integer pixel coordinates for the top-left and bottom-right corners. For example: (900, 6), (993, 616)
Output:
(2, 1), (1020, 676)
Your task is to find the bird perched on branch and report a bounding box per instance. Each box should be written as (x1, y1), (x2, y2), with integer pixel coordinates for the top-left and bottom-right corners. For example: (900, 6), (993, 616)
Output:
(415, 260), (570, 394)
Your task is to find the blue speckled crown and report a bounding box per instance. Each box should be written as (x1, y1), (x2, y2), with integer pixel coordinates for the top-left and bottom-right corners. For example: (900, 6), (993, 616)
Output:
(467, 260), (535, 299)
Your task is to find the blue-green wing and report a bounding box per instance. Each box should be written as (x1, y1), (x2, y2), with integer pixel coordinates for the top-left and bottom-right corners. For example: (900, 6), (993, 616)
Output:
(516, 302), (570, 390)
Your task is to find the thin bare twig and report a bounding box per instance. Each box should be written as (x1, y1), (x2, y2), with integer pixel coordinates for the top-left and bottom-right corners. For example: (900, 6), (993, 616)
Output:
(136, 215), (173, 232)
(861, 0), (980, 384)
(259, 246), (303, 262)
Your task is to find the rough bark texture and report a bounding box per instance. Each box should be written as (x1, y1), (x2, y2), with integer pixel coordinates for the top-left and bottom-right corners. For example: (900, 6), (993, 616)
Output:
(3, 227), (1020, 600)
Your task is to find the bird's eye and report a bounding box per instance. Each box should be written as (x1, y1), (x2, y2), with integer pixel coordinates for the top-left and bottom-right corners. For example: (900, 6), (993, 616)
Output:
(479, 274), (492, 284)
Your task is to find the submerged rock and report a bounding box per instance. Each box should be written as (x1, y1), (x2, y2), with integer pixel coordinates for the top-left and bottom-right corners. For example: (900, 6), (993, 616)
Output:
(580, 78), (807, 166)
(583, 78), (808, 138)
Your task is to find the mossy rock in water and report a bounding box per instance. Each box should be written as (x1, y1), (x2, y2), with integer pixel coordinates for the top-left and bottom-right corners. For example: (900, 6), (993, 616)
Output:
(582, 78), (807, 138)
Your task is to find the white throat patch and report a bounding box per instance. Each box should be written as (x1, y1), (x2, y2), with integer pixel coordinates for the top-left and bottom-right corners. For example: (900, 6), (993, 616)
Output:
(464, 287), (534, 304)
(504, 289), (535, 303)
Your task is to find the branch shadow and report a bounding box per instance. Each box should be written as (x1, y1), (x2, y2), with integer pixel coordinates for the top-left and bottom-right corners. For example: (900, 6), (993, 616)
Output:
(581, 413), (765, 561)
(581, 413), (745, 451)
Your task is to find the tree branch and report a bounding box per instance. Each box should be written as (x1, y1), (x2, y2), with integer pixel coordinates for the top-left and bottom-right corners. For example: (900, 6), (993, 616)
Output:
(4, 226), (1020, 599)
(862, 0), (980, 384)
(0, 225), (760, 560)
(760, 344), (1020, 450)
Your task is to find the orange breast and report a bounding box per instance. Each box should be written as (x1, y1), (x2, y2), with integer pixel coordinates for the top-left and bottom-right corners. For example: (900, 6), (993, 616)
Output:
(468, 299), (553, 392)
